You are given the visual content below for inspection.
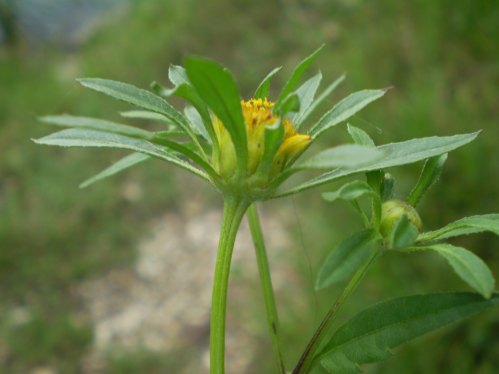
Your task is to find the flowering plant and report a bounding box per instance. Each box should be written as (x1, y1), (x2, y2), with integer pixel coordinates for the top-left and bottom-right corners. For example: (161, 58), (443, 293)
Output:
(35, 47), (498, 373)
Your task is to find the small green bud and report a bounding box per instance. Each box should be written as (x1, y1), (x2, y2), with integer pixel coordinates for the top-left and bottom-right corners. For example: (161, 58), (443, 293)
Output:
(380, 199), (422, 238)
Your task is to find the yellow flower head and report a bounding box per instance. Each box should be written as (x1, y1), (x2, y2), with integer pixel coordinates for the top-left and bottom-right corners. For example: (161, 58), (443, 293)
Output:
(213, 98), (311, 183)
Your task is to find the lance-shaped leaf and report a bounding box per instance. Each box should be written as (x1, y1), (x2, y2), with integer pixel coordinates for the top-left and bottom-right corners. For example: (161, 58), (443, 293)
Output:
(254, 66), (282, 99)
(168, 64), (189, 86)
(297, 74), (345, 129)
(185, 57), (247, 173)
(184, 105), (210, 142)
(418, 214), (499, 243)
(289, 71), (322, 124)
(407, 244), (495, 298)
(120, 110), (171, 123)
(310, 89), (387, 138)
(407, 154), (447, 207)
(77, 78), (190, 132)
(347, 124), (375, 147)
(33, 128), (209, 180)
(316, 229), (379, 289)
(318, 292), (499, 373)
(275, 45), (324, 108)
(322, 180), (377, 204)
(388, 215), (419, 249)
(276, 93), (300, 117)
(276, 131), (480, 198)
(300, 144), (383, 169)
(255, 121), (285, 178)
(40, 115), (153, 139)
(80, 152), (150, 188)
(161, 65), (217, 146)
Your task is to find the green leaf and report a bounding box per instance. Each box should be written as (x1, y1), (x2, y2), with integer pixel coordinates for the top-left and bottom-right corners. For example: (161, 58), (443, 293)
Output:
(300, 144), (383, 169)
(407, 154), (447, 207)
(185, 57), (247, 173)
(255, 121), (285, 178)
(322, 180), (377, 203)
(380, 173), (395, 201)
(77, 78), (190, 131)
(316, 229), (379, 290)
(275, 45), (324, 108)
(347, 124), (375, 146)
(289, 71), (322, 124)
(120, 110), (171, 123)
(297, 74), (345, 129)
(184, 106), (211, 142)
(168, 64), (189, 86)
(418, 214), (499, 242)
(254, 66), (281, 99)
(40, 115), (153, 139)
(388, 215), (419, 249)
(173, 84), (217, 147)
(318, 292), (499, 373)
(310, 89), (387, 138)
(408, 244), (495, 298)
(33, 128), (209, 180)
(276, 132), (480, 198)
(80, 152), (150, 188)
(276, 93), (300, 117)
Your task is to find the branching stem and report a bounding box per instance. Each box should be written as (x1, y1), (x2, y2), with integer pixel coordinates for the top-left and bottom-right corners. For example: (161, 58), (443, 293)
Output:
(292, 249), (380, 374)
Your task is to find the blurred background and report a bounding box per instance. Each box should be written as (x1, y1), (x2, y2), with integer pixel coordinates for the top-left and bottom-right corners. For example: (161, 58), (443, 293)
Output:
(1, 0), (498, 373)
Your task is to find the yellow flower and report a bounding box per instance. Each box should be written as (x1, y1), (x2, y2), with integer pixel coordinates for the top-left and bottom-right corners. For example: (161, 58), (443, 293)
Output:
(212, 98), (311, 183)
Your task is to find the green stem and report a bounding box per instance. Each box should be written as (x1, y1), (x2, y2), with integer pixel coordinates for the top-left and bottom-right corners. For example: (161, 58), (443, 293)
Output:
(247, 204), (286, 374)
(210, 196), (249, 374)
(292, 249), (380, 374)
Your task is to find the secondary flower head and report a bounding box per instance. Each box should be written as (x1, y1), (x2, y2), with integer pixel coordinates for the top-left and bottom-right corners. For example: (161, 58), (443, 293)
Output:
(212, 97), (311, 185)
(379, 199), (423, 238)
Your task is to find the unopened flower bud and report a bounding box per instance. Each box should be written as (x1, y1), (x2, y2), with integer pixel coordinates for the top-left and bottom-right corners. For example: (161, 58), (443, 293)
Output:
(379, 199), (422, 238)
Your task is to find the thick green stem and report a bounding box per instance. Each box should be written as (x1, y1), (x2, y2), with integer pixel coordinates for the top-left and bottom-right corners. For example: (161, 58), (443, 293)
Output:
(210, 196), (249, 374)
(247, 204), (286, 374)
(293, 250), (380, 374)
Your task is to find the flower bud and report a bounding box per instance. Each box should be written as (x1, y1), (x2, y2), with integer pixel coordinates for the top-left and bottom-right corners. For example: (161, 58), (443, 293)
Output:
(212, 98), (311, 185)
(379, 199), (422, 238)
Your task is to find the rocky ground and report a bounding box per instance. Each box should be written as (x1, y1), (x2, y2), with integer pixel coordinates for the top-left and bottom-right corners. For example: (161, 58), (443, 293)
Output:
(77, 203), (302, 373)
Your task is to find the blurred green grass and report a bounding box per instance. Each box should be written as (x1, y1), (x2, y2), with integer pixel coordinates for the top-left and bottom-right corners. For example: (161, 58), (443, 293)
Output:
(0, 0), (498, 372)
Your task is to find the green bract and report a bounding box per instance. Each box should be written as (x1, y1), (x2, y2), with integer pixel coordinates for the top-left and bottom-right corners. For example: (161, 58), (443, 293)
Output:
(35, 47), (478, 204)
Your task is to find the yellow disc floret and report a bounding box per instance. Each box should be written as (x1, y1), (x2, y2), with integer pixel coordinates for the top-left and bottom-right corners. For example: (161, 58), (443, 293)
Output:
(212, 98), (311, 184)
